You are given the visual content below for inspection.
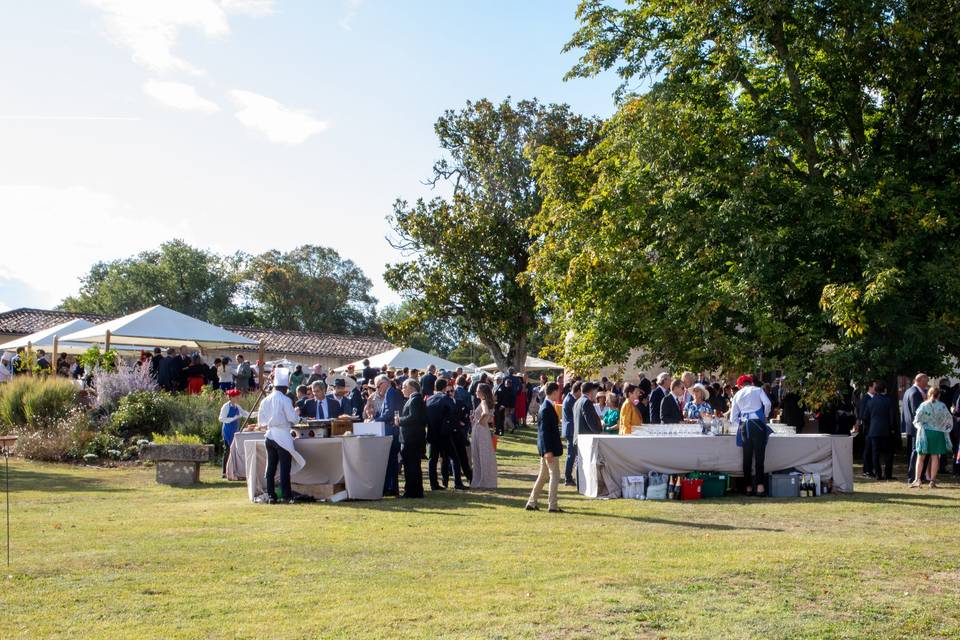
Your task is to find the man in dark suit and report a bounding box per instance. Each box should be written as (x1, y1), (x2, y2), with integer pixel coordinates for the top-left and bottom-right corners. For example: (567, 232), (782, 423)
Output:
(901, 373), (928, 483)
(526, 382), (564, 512)
(361, 358), (378, 385)
(157, 348), (178, 392)
(648, 372), (671, 424)
(864, 380), (897, 480)
(573, 382), (602, 446)
(451, 375), (474, 483)
(329, 378), (352, 416)
(150, 347), (163, 380)
(425, 378), (464, 490)
(856, 382), (876, 477)
(420, 365), (437, 397)
(659, 379), (685, 424)
(398, 378), (427, 498)
(301, 381), (342, 420)
(562, 381), (582, 485)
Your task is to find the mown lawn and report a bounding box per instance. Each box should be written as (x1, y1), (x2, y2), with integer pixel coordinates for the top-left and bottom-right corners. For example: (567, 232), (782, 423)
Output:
(3, 431), (959, 639)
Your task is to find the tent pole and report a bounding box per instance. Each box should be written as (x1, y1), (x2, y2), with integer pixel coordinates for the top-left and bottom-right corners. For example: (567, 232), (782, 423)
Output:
(51, 336), (58, 377)
(257, 340), (265, 390)
(104, 330), (111, 353)
(26, 341), (33, 377)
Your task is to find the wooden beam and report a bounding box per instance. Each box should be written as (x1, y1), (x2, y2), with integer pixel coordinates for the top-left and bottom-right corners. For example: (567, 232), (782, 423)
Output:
(52, 336), (59, 377)
(104, 329), (111, 353)
(257, 340), (265, 390)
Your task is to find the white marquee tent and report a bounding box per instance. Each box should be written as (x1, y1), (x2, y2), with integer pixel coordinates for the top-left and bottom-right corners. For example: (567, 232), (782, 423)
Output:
(60, 305), (259, 352)
(0, 319), (151, 355)
(335, 347), (464, 374)
(479, 355), (564, 372)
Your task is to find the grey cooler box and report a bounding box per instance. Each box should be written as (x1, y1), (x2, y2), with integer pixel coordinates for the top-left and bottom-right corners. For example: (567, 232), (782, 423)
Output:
(769, 473), (801, 498)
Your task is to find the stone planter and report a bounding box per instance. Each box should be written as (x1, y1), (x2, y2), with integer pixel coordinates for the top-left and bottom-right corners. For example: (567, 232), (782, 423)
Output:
(140, 444), (214, 486)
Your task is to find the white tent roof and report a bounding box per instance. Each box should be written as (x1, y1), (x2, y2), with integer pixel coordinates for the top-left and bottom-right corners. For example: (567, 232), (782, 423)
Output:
(335, 347), (464, 374)
(60, 305), (259, 351)
(0, 319), (151, 355)
(479, 355), (564, 372)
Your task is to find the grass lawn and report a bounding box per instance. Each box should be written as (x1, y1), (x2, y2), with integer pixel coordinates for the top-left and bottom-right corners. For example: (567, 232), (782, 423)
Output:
(3, 431), (960, 639)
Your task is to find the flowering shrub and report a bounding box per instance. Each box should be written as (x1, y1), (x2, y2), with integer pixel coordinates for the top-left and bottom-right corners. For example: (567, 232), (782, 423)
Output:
(93, 364), (157, 411)
(109, 391), (172, 439)
(13, 408), (94, 462)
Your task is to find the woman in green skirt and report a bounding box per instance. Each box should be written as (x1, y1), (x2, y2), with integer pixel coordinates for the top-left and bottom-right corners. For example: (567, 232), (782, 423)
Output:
(910, 386), (953, 488)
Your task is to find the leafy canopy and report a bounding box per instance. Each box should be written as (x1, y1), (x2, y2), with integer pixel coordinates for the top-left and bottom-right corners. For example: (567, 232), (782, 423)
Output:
(528, 0), (960, 395)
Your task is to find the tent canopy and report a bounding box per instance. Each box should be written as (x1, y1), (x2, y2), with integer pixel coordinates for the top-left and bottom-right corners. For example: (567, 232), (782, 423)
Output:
(60, 305), (259, 352)
(335, 347), (464, 374)
(479, 355), (564, 372)
(0, 319), (151, 356)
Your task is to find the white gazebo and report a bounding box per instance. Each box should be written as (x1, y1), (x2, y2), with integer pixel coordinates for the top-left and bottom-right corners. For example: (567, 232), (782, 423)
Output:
(335, 347), (464, 374)
(479, 355), (564, 373)
(61, 305), (259, 352)
(0, 318), (151, 356)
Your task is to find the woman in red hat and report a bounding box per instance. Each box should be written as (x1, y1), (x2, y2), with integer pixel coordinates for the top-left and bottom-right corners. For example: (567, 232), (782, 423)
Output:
(219, 389), (250, 478)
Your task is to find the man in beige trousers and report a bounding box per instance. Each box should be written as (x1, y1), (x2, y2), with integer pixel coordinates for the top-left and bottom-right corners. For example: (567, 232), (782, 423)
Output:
(526, 382), (564, 513)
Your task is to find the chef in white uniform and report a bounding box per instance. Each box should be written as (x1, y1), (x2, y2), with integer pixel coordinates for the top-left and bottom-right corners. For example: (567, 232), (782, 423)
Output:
(258, 367), (305, 503)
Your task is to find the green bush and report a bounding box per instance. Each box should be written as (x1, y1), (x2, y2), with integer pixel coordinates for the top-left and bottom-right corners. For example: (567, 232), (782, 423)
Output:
(166, 393), (225, 453)
(85, 432), (125, 458)
(109, 391), (173, 439)
(151, 432), (203, 445)
(0, 377), (35, 429)
(0, 377), (79, 431)
(23, 379), (80, 427)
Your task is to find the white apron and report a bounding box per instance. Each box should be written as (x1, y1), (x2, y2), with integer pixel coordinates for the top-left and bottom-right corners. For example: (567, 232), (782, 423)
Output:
(264, 426), (306, 474)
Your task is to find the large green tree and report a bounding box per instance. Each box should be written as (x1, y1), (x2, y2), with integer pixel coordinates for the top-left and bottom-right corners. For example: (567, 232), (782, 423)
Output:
(528, 1), (960, 397)
(377, 301), (459, 356)
(242, 245), (378, 335)
(60, 239), (243, 325)
(385, 98), (600, 371)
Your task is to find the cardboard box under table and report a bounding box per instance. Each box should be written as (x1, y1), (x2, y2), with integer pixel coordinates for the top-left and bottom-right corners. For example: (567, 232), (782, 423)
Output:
(576, 432), (854, 498)
(243, 435), (393, 501)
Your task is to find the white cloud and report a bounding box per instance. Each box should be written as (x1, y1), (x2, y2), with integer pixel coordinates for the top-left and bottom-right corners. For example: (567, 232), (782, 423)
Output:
(339, 0), (363, 31)
(220, 0), (275, 16)
(86, 0), (274, 74)
(229, 90), (328, 145)
(0, 185), (193, 308)
(143, 80), (220, 113)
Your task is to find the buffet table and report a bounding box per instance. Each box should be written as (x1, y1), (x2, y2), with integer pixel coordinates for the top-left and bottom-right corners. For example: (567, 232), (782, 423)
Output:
(577, 432), (854, 498)
(242, 434), (393, 501)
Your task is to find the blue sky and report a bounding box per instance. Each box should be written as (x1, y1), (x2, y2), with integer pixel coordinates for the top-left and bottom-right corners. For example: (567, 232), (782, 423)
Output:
(0, 0), (620, 312)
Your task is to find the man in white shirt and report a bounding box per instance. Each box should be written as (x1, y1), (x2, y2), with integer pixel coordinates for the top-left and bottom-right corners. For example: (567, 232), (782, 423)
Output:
(258, 368), (303, 503)
(730, 374), (772, 497)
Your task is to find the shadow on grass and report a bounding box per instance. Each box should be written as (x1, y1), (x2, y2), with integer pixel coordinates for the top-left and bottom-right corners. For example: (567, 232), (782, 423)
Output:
(5, 466), (132, 493)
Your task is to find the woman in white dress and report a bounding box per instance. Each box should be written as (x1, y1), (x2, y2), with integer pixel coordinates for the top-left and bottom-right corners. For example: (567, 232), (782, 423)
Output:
(470, 383), (498, 489)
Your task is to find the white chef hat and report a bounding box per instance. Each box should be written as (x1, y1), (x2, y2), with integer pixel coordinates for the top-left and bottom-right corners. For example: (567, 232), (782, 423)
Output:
(273, 367), (291, 387)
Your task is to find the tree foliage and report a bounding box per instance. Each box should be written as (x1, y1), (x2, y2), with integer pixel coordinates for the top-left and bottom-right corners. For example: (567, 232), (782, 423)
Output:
(242, 245), (378, 335)
(377, 301), (459, 356)
(385, 98), (601, 370)
(61, 240), (381, 336)
(61, 240), (242, 325)
(528, 0), (960, 398)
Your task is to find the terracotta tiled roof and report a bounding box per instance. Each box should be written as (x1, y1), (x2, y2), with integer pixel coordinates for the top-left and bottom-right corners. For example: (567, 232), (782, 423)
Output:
(223, 326), (394, 359)
(0, 308), (393, 359)
(0, 308), (111, 335)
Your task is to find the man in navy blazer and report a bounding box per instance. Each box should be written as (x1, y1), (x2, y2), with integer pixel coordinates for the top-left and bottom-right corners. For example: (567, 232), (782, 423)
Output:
(863, 381), (897, 480)
(301, 381), (342, 420)
(372, 375), (405, 496)
(901, 373), (928, 483)
(648, 372), (671, 424)
(659, 379), (685, 424)
(562, 381), (582, 485)
(526, 382), (564, 512)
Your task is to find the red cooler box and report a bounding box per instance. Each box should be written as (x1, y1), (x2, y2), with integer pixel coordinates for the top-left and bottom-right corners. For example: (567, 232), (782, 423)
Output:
(680, 478), (703, 501)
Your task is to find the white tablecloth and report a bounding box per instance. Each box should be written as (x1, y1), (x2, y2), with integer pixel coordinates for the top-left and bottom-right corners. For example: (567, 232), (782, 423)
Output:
(577, 433), (854, 497)
(244, 435), (393, 501)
